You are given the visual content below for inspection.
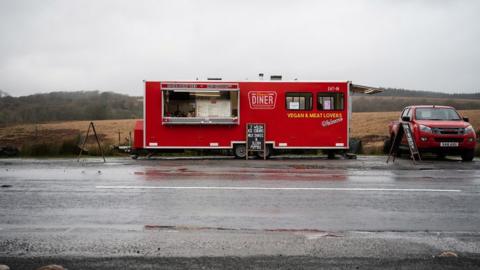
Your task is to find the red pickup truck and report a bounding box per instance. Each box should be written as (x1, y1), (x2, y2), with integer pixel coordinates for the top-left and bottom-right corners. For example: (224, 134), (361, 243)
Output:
(387, 105), (476, 161)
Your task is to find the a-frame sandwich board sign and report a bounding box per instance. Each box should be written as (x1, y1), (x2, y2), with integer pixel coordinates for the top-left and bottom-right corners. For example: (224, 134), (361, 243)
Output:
(387, 122), (421, 164)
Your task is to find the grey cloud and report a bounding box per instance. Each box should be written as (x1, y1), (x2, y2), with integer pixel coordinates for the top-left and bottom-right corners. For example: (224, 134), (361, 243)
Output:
(0, 0), (479, 96)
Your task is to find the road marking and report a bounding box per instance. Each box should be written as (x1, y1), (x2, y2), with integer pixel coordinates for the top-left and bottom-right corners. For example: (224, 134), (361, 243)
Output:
(95, 186), (461, 192)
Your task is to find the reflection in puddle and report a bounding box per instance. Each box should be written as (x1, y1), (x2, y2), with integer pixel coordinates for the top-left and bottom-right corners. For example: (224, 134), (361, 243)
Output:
(135, 167), (348, 182)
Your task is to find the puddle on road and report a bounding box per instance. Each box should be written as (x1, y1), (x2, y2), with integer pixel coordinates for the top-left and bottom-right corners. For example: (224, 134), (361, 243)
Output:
(144, 224), (343, 237)
(134, 168), (348, 182)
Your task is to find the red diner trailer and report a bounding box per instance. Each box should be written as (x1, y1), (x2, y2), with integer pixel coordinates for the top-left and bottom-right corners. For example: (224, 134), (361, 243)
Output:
(132, 79), (379, 158)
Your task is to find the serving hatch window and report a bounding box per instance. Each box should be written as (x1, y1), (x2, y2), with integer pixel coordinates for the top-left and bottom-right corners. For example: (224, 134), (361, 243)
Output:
(317, 93), (344, 111)
(285, 92), (313, 110)
(163, 90), (239, 124)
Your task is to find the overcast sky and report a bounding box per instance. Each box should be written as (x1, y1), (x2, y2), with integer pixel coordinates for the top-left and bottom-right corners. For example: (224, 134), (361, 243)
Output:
(1, 0), (479, 96)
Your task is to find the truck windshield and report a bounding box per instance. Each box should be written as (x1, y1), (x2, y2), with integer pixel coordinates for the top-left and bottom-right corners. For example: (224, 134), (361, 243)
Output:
(415, 108), (461, 121)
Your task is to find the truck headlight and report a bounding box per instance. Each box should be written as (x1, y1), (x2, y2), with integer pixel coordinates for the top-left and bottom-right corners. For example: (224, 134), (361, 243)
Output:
(465, 125), (475, 134)
(419, 124), (432, 133)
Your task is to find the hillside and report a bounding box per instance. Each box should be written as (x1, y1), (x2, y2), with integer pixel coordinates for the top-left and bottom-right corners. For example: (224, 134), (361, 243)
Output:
(0, 90), (9, 98)
(352, 95), (480, 112)
(372, 88), (480, 99)
(1, 88), (480, 126)
(0, 91), (142, 126)
(352, 87), (480, 112)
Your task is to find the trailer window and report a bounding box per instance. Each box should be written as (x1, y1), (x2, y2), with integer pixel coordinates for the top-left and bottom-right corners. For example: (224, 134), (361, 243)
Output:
(285, 93), (313, 110)
(163, 90), (239, 124)
(317, 93), (344, 110)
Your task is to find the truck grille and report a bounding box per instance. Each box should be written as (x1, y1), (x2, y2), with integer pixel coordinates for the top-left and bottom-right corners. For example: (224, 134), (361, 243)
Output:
(434, 138), (464, 142)
(431, 128), (465, 135)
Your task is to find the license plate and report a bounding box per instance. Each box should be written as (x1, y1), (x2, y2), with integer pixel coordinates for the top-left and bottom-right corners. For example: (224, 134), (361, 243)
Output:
(440, 142), (459, 147)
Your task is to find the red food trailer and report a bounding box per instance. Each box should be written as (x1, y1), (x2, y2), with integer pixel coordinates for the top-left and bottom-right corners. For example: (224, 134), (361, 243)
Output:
(132, 79), (379, 158)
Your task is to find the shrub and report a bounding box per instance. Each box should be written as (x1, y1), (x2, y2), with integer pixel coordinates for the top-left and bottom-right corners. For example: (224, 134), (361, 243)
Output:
(21, 142), (59, 156)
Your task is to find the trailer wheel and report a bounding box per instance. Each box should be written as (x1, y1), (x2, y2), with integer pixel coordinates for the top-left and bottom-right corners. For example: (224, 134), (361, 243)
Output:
(233, 144), (247, 159)
(256, 144), (272, 159)
(327, 150), (336, 159)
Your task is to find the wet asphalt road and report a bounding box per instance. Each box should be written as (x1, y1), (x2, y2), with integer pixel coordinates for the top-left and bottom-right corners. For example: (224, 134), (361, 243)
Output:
(1, 156), (480, 269)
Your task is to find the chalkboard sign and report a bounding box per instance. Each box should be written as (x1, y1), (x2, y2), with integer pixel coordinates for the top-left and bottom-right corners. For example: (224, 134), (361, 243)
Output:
(386, 122), (421, 163)
(246, 123), (266, 159)
(402, 123), (419, 155)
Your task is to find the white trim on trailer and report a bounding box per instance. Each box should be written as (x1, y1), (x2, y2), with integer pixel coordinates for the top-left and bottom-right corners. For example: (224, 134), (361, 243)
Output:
(143, 80), (146, 149)
(161, 89), (164, 126)
(143, 146), (348, 150)
(230, 141), (245, 147)
(144, 146), (232, 149)
(164, 88), (239, 92)
(272, 146), (348, 149)
(347, 81), (351, 149)
(143, 139), (346, 150)
(237, 85), (241, 126)
(148, 80), (352, 83)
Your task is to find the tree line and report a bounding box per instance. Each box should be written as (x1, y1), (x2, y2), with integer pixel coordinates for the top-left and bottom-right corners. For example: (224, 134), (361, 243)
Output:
(352, 88), (480, 112)
(0, 91), (142, 126)
(1, 89), (480, 125)
(352, 96), (480, 112)
(369, 87), (480, 99)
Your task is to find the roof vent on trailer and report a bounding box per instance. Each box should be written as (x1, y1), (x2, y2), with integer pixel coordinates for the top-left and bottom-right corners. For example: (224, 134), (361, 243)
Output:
(270, 75), (282, 81)
(207, 77), (222, 80)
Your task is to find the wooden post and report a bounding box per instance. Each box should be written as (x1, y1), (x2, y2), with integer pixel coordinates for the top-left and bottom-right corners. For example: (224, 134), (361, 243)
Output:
(77, 122), (106, 163)
(77, 123), (92, 160)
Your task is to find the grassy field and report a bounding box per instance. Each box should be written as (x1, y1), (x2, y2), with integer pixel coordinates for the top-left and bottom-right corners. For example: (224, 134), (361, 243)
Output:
(0, 119), (138, 156)
(0, 119), (137, 145)
(1, 110), (479, 156)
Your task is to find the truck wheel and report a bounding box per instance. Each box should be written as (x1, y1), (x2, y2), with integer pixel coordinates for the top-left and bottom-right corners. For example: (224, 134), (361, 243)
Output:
(461, 149), (475, 162)
(256, 145), (272, 159)
(233, 144), (246, 159)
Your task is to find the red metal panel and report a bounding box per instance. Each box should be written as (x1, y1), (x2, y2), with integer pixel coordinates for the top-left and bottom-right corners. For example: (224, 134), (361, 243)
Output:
(133, 120), (143, 149)
(144, 81), (162, 147)
(143, 81), (349, 149)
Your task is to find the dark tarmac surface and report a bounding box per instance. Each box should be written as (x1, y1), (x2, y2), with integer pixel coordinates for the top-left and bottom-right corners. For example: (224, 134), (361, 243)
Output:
(1, 156), (480, 269)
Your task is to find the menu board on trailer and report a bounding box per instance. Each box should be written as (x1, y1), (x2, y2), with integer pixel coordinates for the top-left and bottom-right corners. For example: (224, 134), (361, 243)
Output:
(196, 98), (231, 117)
(246, 123), (266, 160)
